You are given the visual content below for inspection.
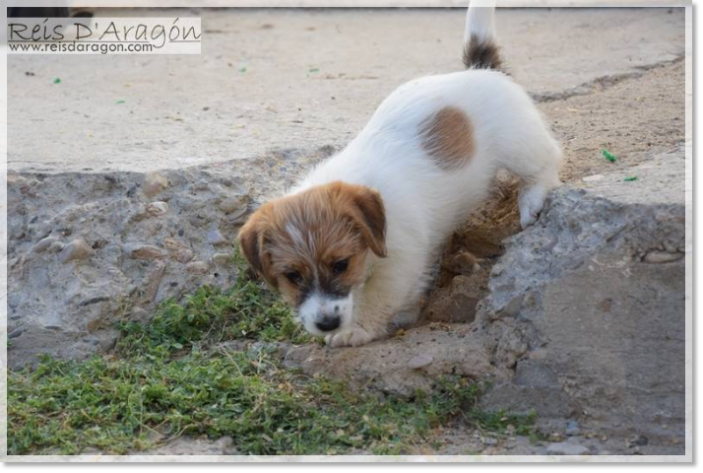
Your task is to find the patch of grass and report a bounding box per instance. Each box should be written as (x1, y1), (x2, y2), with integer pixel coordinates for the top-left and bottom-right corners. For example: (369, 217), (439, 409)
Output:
(116, 252), (313, 357)
(8, 250), (539, 455)
(9, 348), (505, 455)
(469, 409), (538, 437)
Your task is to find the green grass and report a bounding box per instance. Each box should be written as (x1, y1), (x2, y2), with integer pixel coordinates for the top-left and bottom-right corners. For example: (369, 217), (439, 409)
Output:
(116, 253), (314, 357)
(10, 349), (493, 455)
(8, 251), (538, 455)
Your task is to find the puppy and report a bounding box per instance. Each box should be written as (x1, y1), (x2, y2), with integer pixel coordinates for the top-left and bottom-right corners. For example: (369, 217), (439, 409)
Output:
(239, 2), (562, 347)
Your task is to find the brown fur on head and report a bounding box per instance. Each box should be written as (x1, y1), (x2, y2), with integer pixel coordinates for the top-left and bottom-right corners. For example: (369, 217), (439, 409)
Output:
(238, 181), (386, 307)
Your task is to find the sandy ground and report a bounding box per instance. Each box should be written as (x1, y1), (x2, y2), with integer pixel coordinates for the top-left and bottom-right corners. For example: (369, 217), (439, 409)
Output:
(8, 7), (685, 175)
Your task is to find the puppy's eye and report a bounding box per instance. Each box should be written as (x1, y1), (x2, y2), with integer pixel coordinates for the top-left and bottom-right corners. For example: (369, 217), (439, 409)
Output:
(285, 271), (303, 285)
(332, 258), (350, 275)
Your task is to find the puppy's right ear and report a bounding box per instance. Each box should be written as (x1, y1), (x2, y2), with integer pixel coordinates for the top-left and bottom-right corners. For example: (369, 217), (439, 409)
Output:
(238, 211), (276, 287)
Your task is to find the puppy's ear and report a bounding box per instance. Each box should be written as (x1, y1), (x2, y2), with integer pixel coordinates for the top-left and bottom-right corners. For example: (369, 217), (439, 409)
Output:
(350, 186), (387, 258)
(238, 211), (278, 288)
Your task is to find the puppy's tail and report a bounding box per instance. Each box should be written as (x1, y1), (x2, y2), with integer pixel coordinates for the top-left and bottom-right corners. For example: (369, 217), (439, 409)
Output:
(462, 0), (502, 71)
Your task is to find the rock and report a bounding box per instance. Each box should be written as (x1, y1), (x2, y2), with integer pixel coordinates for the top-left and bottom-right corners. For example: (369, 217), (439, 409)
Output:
(58, 238), (93, 263)
(217, 194), (249, 214)
(163, 238), (195, 263)
(627, 435), (650, 448)
(146, 201), (169, 217)
(207, 228), (228, 246)
(185, 261), (210, 275)
(48, 241), (65, 253)
(407, 353), (433, 369)
(226, 206), (250, 225)
(478, 149), (685, 444)
(32, 236), (57, 253)
(143, 172), (168, 198)
(643, 250), (683, 264)
(145, 436), (236, 455)
(211, 252), (233, 266)
(172, 248), (195, 264)
(141, 260), (167, 303)
(6, 166), (264, 369)
(125, 244), (165, 260)
(8, 328), (24, 339)
(565, 421), (581, 437)
(546, 442), (590, 456)
(283, 324), (494, 396)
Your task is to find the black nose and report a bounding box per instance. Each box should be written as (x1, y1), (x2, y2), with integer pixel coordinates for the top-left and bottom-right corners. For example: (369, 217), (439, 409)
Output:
(315, 316), (340, 332)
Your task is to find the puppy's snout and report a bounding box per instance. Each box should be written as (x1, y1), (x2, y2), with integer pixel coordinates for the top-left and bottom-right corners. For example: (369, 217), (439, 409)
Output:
(315, 315), (341, 332)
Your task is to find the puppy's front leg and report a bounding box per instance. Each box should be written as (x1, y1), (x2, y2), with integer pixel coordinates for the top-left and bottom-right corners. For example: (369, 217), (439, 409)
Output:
(325, 322), (382, 348)
(326, 259), (427, 348)
(325, 307), (393, 347)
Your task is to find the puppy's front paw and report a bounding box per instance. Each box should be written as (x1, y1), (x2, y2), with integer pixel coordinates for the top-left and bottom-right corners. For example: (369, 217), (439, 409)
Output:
(326, 327), (377, 348)
(518, 185), (548, 229)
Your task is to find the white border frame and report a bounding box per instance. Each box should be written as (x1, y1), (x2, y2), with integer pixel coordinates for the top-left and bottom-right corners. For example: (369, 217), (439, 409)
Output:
(1, 1), (694, 464)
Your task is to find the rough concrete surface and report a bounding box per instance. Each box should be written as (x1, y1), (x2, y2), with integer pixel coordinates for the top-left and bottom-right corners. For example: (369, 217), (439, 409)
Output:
(7, 7), (687, 456)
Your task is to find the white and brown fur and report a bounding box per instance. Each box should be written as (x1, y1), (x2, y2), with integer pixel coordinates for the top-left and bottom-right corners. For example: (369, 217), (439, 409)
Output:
(239, 2), (562, 347)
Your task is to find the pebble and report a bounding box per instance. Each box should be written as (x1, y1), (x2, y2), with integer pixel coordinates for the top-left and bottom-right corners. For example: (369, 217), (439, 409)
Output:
(8, 328), (24, 339)
(146, 201), (169, 217)
(627, 435), (650, 448)
(407, 353), (434, 369)
(172, 248), (195, 264)
(565, 420), (581, 436)
(211, 252), (233, 266)
(32, 236), (57, 253)
(163, 237), (195, 263)
(218, 195), (248, 214)
(58, 238), (93, 263)
(141, 260), (167, 303)
(582, 174), (604, 183)
(48, 241), (65, 253)
(546, 442), (590, 456)
(143, 172), (168, 198)
(130, 307), (150, 323)
(186, 261), (210, 275)
(482, 438), (498, 446)
(188, 214), (209, 228)
(125, 244), (165, 260)
(643, 251), (683, 264)
(207, 228), (228, 246)
(227, 206), (250, 225)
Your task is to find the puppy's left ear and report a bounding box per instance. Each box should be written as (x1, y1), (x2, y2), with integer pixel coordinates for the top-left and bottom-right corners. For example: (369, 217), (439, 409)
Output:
(351, 187), (387, 258)
(238, 210), (278, 288)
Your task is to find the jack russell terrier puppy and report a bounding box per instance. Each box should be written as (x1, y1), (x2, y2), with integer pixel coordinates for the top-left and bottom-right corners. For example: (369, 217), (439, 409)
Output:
(239, 2), (562, 347)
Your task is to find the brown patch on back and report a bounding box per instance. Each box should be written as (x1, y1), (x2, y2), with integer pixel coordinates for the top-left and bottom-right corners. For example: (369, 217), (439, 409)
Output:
(420, 106), (476, 170)
(237, 182), (386, 306)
